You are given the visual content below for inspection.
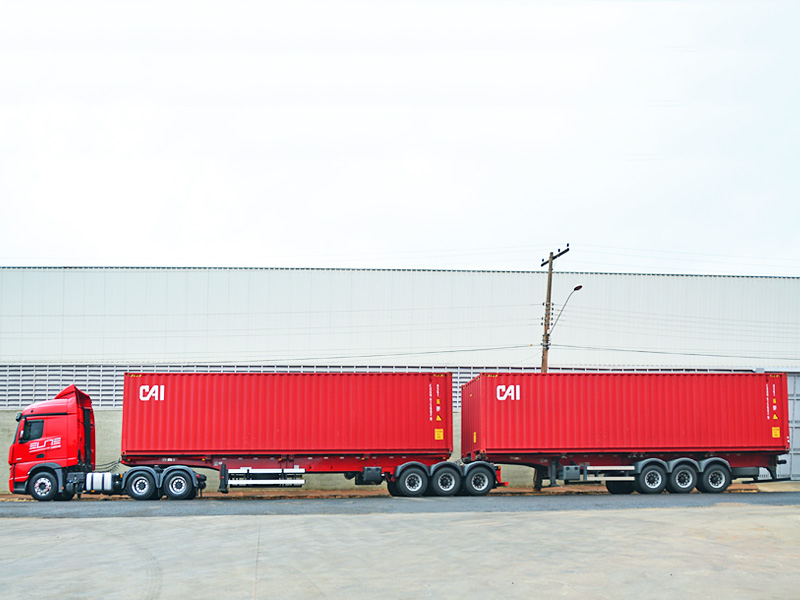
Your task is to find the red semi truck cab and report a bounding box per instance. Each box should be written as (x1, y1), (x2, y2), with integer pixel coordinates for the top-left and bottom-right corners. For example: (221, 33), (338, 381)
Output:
(8, 385), (95, 498)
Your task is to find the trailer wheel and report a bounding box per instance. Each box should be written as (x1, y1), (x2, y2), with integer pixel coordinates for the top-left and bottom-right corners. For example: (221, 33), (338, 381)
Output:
(636, 465), (667, 494)
(430, 466), (462, 497)
(396, 467), (428, 497)
(666, 465), (697, 494)
(29, 471), (58, 501)
(164, 471), (193, 500)
(463, 466), (494, 496)
(126, 472), (156, 501)
(605, 480), (635, 495)
(697, 465), (731, 494)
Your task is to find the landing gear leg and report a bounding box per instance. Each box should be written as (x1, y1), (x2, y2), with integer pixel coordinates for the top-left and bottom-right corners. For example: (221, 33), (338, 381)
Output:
(548, 460), (560, 487)
(533, 468), (543, 492)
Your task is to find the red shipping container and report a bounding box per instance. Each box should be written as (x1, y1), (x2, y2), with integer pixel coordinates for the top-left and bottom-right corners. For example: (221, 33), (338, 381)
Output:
(462, 373), (789, 457)
(122, 373), (452, 458)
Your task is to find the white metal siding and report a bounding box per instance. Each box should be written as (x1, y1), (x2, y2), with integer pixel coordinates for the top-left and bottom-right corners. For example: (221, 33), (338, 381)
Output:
(0, 363), (546, 410)
(1, 268), (798, 371)
(778, 374), (800, 480)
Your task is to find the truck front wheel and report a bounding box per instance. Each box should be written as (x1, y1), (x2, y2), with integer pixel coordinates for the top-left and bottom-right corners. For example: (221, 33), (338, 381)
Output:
(126, 472), (156, 501)
(29, 472), (58, 501)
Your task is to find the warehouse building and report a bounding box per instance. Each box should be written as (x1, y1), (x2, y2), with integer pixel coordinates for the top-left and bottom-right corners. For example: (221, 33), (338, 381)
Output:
(1, 267), (798, 488)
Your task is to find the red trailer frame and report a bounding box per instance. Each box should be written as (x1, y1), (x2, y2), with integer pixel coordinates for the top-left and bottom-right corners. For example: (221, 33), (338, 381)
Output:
(121, 372), (462, 493)
(462, 373), (790, 493)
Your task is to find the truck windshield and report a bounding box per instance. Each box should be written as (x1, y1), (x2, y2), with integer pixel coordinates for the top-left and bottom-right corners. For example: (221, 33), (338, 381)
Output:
(19, 419), (44, 443)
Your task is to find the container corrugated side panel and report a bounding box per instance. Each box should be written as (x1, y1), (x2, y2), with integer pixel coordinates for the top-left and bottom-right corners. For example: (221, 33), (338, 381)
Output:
(471, 373), (788, 454)
(122, 373), (452, 456)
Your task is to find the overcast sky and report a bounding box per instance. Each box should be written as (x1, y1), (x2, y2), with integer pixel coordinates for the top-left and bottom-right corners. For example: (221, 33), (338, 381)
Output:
(1, 1), (798, 276)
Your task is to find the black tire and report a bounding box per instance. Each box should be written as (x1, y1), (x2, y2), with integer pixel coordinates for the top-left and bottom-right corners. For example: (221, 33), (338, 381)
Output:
(462, 466), (494, 496)
(666, 465), (698, 494)
(55, 490), (75, 501)
(164, 471), (193, 500)
(430, 467), (462, 497)
(396, 467), (428, 497)
(606, 480), (635, 495)
(386, 480), (401, 497)
(697, 465), (731, 494)
(29, 471), (58, 501)
(636, 464), (667, 494)
(125, 471), (156, 501)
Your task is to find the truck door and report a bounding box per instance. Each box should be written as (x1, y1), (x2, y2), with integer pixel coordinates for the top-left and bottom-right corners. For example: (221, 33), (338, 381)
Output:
(13, 416), (67, 478)
(78, 407), (94, 466)
(13, 418), (46, 479)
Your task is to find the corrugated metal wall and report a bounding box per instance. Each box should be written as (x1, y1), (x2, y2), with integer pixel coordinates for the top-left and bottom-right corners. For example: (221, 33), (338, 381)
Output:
(122, 373), (453, 455)
(780, 374), (800, 480)
(463, 373), (790, 454)
(1, 267), (798, 370)
(0, 363), (544, 411)
(2, 362), (794, 411)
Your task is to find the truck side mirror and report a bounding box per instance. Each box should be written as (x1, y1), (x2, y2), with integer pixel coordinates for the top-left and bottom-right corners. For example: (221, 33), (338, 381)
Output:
(15, 412), (21, 423)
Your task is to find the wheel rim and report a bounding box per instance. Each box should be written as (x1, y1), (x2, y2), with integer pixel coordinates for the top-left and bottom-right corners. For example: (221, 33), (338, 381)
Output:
(708, 469), (726, 489)
(169, 476), (187, 495)
(405, 472), (423, 493)
(675, 469), (694, 489)
(643, 470), (663, 490)
(133, 477), (150, 495)
(437, 472), (456, 493)
(471, 471), (489, 492)
(34, 476), (52, 496)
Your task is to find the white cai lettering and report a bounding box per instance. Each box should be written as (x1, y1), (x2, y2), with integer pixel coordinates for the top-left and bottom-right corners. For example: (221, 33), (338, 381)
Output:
(496, 385), (521, 401)
(139, 385), (165, 402)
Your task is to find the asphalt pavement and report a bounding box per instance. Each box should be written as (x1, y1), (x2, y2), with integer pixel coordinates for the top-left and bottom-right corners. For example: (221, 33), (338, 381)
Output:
(0, 489), (799, 518)
(2, 490), (799, 600)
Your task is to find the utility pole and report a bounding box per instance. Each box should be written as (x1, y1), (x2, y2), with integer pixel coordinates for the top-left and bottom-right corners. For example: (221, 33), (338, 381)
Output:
(541, 244), (570, 373)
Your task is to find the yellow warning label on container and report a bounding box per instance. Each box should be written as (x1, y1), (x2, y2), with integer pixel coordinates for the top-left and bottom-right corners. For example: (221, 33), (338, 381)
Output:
(772, 427), (781, 438)
(473, 432), (477, 443)
(774, 414), (779, 420)
(434, 428), (444, 440)
(436, 415), (442, 422)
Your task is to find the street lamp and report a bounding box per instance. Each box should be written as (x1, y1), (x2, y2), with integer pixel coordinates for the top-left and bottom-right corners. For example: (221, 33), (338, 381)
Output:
(541, 285), (582, 373)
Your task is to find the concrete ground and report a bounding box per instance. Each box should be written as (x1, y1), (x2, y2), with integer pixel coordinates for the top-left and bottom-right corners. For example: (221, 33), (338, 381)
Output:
(1, 495), (799, 599)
